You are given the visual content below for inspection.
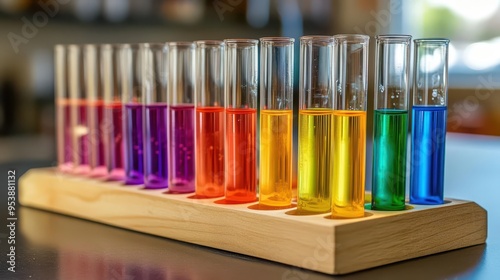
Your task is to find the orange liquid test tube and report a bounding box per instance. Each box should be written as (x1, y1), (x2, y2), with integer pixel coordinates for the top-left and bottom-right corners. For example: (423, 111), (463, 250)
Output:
(224, 39), (258, 203)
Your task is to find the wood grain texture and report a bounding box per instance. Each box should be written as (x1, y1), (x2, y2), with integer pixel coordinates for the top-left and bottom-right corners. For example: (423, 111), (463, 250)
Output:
(19, 168), (487, 275)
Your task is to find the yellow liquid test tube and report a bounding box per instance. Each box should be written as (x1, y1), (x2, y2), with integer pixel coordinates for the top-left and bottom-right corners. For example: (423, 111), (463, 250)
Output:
(298, 109), (334, 212)
(260, 110), (293, 206)
(259, 37), (294, 207)
(331, 34), (369, 218)
(332, 110), (366, 218)
(297, 36), (335, 213)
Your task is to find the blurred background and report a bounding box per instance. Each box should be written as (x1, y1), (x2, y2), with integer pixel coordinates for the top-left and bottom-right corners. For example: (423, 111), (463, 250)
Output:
(0, 0), (499, 179)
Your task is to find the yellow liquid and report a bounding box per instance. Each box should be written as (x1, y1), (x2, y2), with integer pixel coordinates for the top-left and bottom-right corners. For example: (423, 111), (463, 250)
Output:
(259, 110), (293, 206)
(297, 109), (334, 213)
(332, 110), (366, 218)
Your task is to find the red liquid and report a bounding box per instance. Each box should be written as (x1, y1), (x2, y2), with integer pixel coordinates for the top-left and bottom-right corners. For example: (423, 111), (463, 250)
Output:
(57, 99), (72, 172)
(73, 99), (90, 174)
(225, 108), (257, 202)
(88, 100), (107, 177)
(195, 107), (225, 198)
(105, 102), (125, 180)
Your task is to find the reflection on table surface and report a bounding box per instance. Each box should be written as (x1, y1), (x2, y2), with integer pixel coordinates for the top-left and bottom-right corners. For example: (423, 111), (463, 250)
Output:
(0, 133), (498, 280)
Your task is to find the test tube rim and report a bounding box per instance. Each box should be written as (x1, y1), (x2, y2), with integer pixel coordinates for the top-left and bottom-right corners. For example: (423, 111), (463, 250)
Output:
(260, 37), (295, 46)
(376, 34), (412, 44)
(334, 34), (370, 44)
(413, 38), (450, 45)
(167, 41), (195, 49)
(195, 40), (225, 47)
(300, 35), (334, 45)
(223, 38), (258, 47)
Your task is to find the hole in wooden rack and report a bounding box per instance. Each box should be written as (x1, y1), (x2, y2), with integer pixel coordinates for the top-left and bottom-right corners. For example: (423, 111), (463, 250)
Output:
(407, 200), (452, 206)
(285, 209), (328, 216)
(187, 194), (223, 199)
(364, 203), (414, 211)
(324, 212), (374, 220)
(213, 198), (257, 205)
(247, 203), (297, 211)
(162, 189), (192, 195)
(140, 186), (168, 191)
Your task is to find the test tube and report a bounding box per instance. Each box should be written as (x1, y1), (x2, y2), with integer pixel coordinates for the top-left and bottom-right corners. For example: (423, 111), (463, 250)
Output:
(297, 36), (335, 213)
(410, 39), (449, 205)
(372, 35), (411, 210)
(55, 45), (73, 172)
(85, 44), (107, 177)
(121, 44), (145, 185)
(143, 43), (169, 189)
(332, 34), (369, 218)
(194, 40), (225, 198)
(68, 44), (90, 174)
(224, 39), (258, 203)
(101, 44), (125, 181)
(259, 37), (294, 207)
(167, 42), (196, 193)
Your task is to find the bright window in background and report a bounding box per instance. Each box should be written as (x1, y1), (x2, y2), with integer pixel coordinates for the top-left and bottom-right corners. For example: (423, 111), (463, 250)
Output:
(403, 0), (500, 87)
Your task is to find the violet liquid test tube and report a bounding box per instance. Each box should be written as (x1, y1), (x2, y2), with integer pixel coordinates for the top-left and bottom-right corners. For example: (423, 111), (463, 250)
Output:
(102, 44), (125, 181)
(121, 44), (144, 184)
(167, 42), (196, 192)
(55, 45), (73, 172)
(84, 44), (107, 177)
(68, 44), (90, 174)
(410, 39), (449, 205)
(143, 43), (169, 189)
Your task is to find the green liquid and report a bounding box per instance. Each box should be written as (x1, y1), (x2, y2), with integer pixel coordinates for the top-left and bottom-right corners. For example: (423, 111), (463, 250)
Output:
(371, 109), (408, 210)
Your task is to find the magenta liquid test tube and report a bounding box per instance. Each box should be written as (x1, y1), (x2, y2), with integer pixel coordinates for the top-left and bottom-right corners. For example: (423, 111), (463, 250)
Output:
(84, 44), (107, 177)
(102, 44), (125, 181)
(121, 44), (145, 185)
(167, 42), (196, 193)
(55, 45), (73, 172)
(68, 45), (90, 174)
(143, 43), (169, 189)
(54, 45), (73, 172)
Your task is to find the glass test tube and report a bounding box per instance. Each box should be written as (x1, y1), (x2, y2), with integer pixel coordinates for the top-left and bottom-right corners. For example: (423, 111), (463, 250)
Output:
(297, 36), (335, 213)
(55, 45), (73, 172)
(85, 44), (107, 177)
(224, 39), (258, 203)
(167, 42), (196, 193)
(332, 34), (369, 218)
(68, 44), (90, 174)
(372, 35), (411, 210)
(143, 43), (169, 189)
(121, 44), (145, 185)
(410, 39), (449, 205)
(195, 40), (225, 198)
(102, 44), (125, 181)
(259, 37), (294, 207)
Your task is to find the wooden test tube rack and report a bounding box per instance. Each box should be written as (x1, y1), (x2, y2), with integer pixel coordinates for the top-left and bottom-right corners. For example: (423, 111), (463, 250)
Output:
(19, 168), (487, 275)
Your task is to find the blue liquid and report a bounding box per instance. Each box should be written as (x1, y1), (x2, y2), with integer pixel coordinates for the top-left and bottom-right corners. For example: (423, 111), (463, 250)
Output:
(410, 106), (447, 204)
(124, 104), (144, 185)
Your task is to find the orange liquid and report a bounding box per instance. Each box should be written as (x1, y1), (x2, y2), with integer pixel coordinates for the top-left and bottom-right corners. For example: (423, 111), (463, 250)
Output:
(225, 108), (257, 203)
(195, 106), (225, 198)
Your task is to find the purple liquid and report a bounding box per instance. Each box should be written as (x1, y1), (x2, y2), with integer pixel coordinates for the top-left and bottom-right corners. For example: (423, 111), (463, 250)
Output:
(105, 103), (125, 181)
(74, 101), (90, 174)
(168, 104), (195, 193)
(89, 101), (107, 177)
(57, 100), (73, 172)
(124, 103), (144, 184)
(144, 103), (169, 189)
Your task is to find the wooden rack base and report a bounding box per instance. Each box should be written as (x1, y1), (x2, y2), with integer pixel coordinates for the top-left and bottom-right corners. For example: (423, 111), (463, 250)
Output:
(19, 168), (487, 275)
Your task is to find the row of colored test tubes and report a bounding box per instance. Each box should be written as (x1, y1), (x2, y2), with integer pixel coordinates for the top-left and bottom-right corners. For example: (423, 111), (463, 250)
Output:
(55, 34), (449, 219)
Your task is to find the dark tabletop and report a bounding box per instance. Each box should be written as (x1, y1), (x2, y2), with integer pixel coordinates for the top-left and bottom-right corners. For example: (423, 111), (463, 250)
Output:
(1, 133), (499, 280)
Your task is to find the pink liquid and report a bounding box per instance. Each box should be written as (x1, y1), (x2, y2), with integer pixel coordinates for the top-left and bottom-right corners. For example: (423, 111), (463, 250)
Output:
(105, 102), (125, 181)
(57, 99), (72, 172)
(73, 99), (90, 174)
(89, 100), (107, 177)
